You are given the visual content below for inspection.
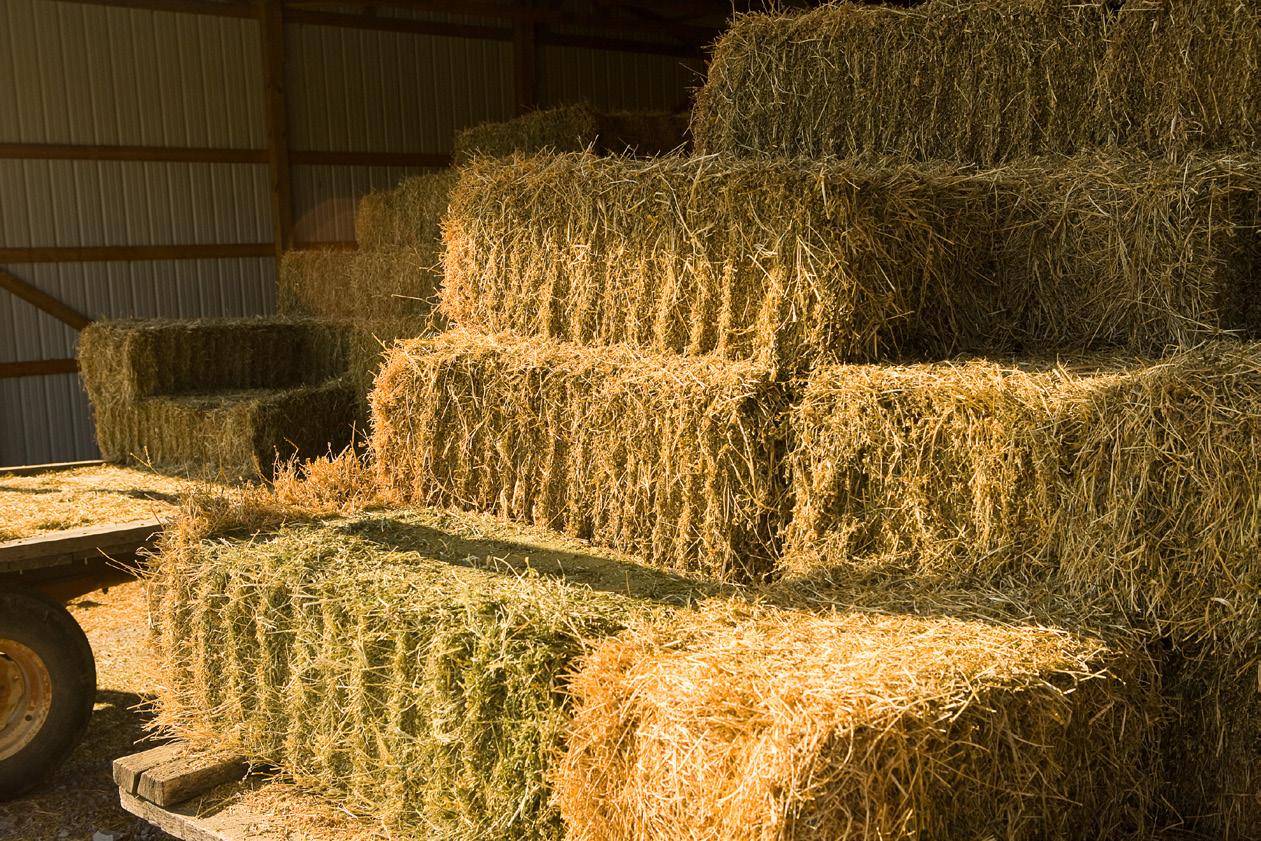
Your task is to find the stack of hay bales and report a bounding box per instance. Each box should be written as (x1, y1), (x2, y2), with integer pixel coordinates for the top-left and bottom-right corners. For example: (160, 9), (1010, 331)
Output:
(145, 4), (1261, 840)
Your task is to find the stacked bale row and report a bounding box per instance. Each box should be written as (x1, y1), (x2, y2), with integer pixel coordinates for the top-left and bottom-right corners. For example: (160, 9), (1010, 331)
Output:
(694, 0), (1261, 163)
(152, 499), (1160, 841)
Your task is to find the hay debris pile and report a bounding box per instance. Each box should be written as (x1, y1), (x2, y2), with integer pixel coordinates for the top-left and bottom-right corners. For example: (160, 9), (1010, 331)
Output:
(371, 329), (788, 583)
(79, 319), (361, 477)
(149, 504), (710, 841)
(557, 597), (1156, 841)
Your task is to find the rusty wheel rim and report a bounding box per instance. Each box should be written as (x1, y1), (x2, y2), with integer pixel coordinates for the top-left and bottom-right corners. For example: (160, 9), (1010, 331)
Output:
(0, 639), (52, 762)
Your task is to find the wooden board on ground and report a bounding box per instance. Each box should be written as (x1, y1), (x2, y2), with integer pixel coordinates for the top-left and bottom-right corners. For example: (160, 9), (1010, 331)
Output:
(115, 744), (385, 841)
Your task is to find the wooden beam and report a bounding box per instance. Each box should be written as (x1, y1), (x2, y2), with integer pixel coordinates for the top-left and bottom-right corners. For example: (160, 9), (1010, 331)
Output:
(0, 243), (274, 263)
(0, 270), (93, 331)
(513, 15), (538, 115)
(286, 8), (506, 41)
(0, 359), (79, 379)
(258, 0), (294, 262)
(0, 143), (267, 164)
(290, 149), (451, 167)
(51, 0), (254, 19)
(0, 460), (106, 477)
(540, 30), (704, 59)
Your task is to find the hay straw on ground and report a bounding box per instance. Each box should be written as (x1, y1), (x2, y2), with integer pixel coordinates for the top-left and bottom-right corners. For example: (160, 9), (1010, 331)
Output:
(557, 594), (1156, 841)
(442, 152), (1261, 368)
(0, 465), (213, 542)
(148, 506), (712, 841)
(370, 329), (789, 583)
(79, 319), (363, 478)
(452, 104), (685, 165)
(441, 153), (995, 372)
(785, 341), (1261, 656)
(692, 0), (1109, 164)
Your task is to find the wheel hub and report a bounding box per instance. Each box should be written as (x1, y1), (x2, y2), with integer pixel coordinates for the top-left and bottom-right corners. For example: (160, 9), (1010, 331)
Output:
(0, 639), (52, 762)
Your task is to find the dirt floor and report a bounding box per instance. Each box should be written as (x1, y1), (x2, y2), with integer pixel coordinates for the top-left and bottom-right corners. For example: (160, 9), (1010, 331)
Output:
(0, 580), (175, 841)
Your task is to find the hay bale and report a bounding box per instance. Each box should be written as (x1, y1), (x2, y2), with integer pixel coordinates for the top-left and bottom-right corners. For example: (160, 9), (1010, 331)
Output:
(79, 319), (361, 477)
(278, 248), (443, 327)
(354, 170), (458, 252)
(692, 0), (1109, 164)
(977, 154), (1261, 353)
(370, 329), (789, 583)
(1101, 0), (1261, 157)
(442, 152), (1261, 367)
(452, 104), (685, 164)
(556, 595), (1157, 841)
(784, 341), (1261, 654)
(148, 507), (712, 840)
(441, 153), (996, 373)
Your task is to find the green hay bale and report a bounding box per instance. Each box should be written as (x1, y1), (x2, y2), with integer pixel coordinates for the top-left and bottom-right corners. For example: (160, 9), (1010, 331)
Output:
(557, 594), (1157, 841)
(442, 152), (1261, 369)
(354, 170), (458, 253)
(692, 0), (1109, 164)
(278, 248), (444, 327)
(452, 104), (685, 165)
(1101, 0), (1261, 157)
(785, 341), (1261, 656)
(370, 329), (790, 583)
(441, 153), (995, 373)
(148, 507), (713, 840)
(79, 319), (361, 477)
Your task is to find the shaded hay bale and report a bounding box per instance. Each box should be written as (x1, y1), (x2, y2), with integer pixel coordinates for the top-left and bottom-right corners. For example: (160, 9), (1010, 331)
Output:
(692, 0), (1109, 164)
(354, 170), (458, 252)
(79, 319), (361, 477)
(452, 104), (685, 164)
(441, 153), (995, 372)
(370, 329), (790, 583)
(557, 595), (1157, 841)
(442, 152), (1261, 366)
(278, 247), (444, 327)
(148, 507), (713, 841)
(785, 341), (1261, 656)
(1100, 0), (1261, 157)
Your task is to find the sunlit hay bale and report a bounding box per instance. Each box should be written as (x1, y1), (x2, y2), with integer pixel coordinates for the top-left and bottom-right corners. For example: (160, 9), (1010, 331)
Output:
(370, 329), (790, 583)
(278, 248), (443, 327)
(692, 0), (1109, 165)
(556, 595), (1157, 841)
(441, 153), (996, 373)
(354, 170), (458, 252)
(979, 153), (1261, 353)
(452, 104), (686, 164)
(1100, 0), (1261, 157)
(148, 507), (714, 841)
(79, 318), (360, 478)
(785, 341), (1261, 655)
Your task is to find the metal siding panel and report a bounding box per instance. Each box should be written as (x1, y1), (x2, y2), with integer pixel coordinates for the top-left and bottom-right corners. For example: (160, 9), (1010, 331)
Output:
(538, 44), (697, 112)
(291, 163), (433, 244)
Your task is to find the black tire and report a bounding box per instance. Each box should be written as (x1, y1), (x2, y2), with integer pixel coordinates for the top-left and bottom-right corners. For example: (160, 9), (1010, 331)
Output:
(0, 589), (96, 800)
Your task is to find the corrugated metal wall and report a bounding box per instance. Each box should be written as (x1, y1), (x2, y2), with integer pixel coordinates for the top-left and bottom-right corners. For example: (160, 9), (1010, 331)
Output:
(0, 0), (703, 466)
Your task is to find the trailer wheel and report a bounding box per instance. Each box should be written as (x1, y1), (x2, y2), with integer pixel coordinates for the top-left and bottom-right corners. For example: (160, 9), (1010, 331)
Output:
(0, 589), (96, 800)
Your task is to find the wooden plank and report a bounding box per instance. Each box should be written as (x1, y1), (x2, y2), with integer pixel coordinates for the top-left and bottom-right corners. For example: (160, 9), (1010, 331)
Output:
(139, 753), (251, 807)
(0, 269), (93, 330)
(286, 7), (506, 41)
(114, 743), (187, 796)
(259, 0), (294, 262)
(51, 0), (254, 19)
(0, 142), (267, 164)
(0, 519), (161, 570)
(0, 459), (105, 476)
(0, 358), (78, 379)
(119, 790), (237, 841)
(0, 243), (274, 264)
